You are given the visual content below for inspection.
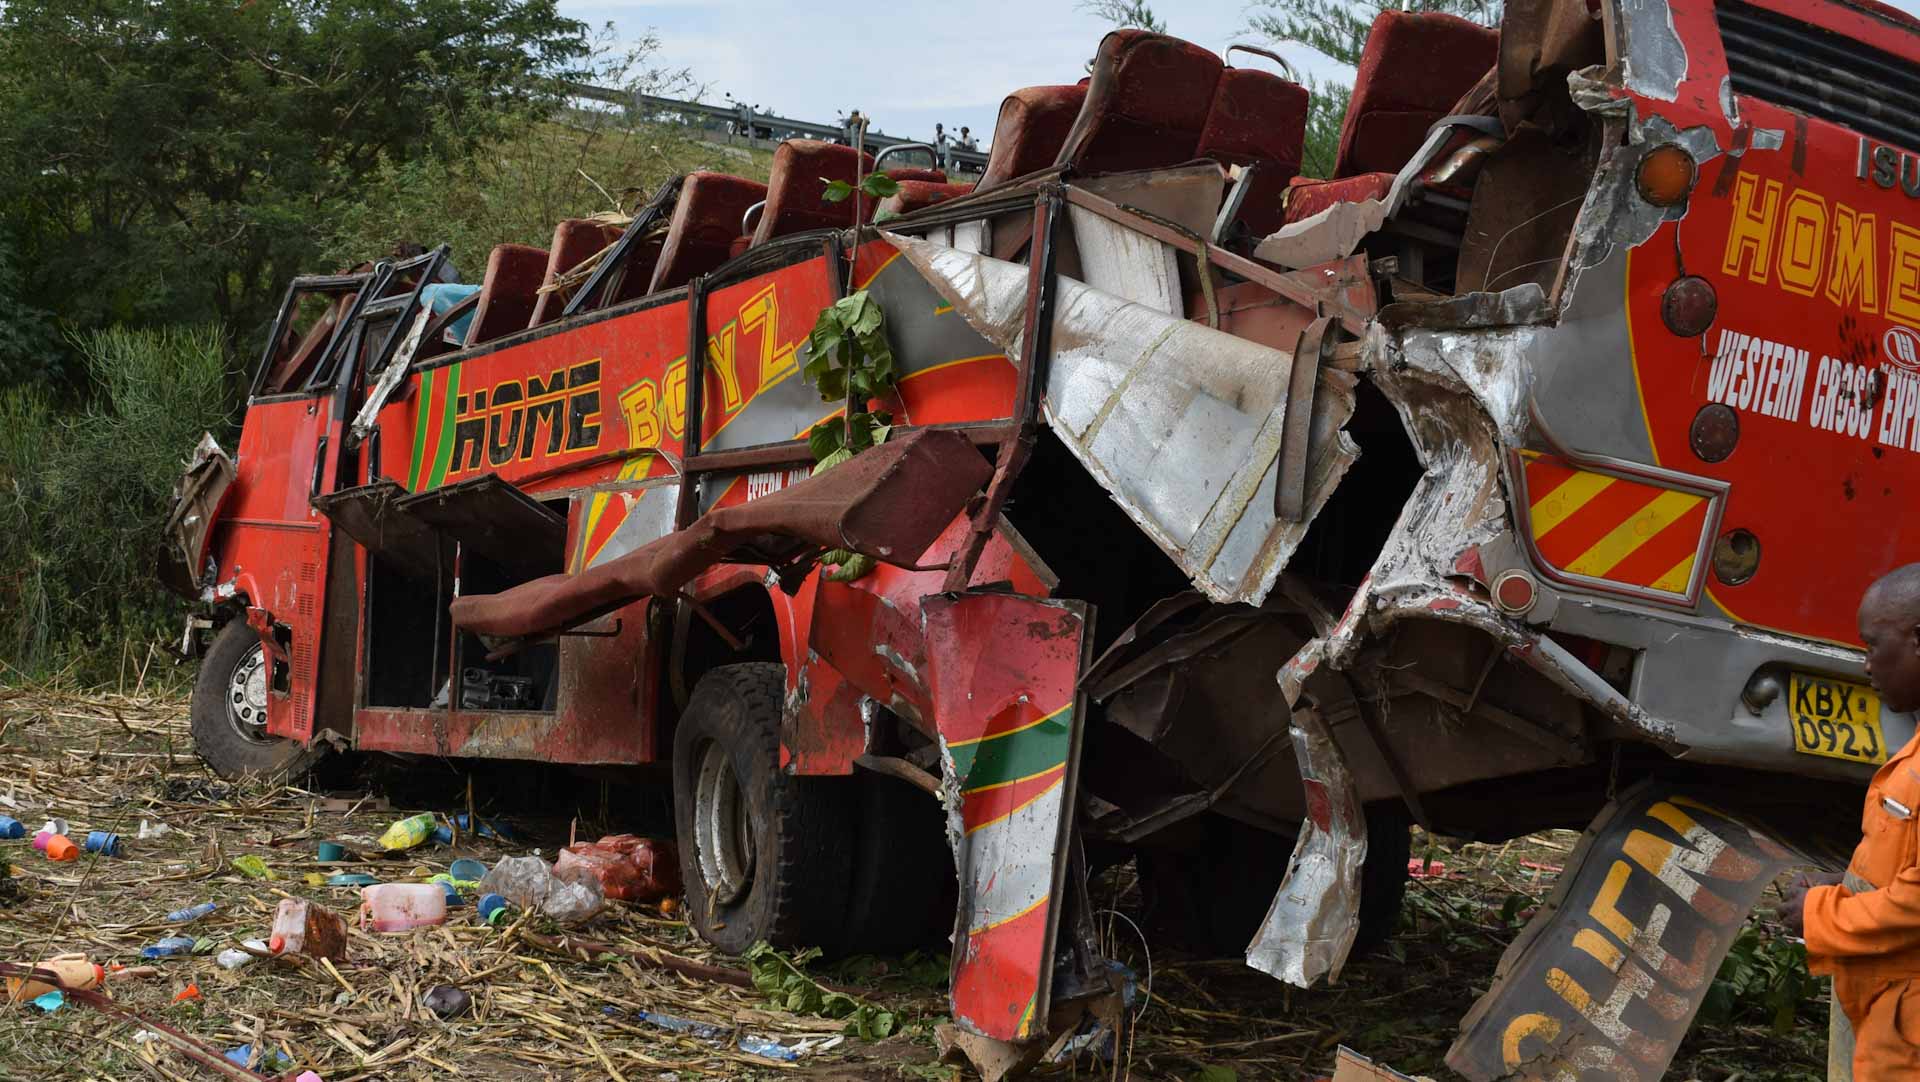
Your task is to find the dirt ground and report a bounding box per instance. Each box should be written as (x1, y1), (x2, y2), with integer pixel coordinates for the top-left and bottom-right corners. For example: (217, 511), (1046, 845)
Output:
(0, 681), (1829, 1081)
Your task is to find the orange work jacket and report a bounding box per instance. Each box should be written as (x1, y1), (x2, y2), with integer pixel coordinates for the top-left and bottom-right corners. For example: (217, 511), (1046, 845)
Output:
(1805, 727), (1920, 1078)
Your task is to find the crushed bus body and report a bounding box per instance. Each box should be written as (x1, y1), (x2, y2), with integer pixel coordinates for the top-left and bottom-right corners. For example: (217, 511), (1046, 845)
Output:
(161, 0), (1920, 1076)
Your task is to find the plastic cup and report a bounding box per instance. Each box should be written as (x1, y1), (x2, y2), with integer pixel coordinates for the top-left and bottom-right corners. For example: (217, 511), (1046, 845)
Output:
(316, 841), (345, 862)
(84, 831), (120, 856)
(44, 836), (78, 862)
(448, 858), (486, 881)
(476, 893), (508, 925)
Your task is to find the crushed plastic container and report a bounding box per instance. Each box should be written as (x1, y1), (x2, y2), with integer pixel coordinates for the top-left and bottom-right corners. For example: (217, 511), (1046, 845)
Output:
(268, 898), (348, 960)
(217, 940), (269, 969)
(378, 813), (438, 851)
(554, 835), (681, 903)
(478, 855), (603, 924)
(141, 937), (196, 959)
(4, 954), (103, 1003)
(0, 816), (24, 839)
(358, 883), (447, 932)
(83, 831), (121, 856)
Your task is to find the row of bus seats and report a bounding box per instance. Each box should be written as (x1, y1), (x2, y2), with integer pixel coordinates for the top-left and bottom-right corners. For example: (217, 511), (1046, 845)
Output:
(453, 14), (1498, 352)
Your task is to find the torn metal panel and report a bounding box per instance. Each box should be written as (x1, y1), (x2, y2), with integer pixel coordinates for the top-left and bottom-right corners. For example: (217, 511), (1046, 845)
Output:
(1448, 781), (1795, 1081)
(1245, 590), (1372, 987)
(159, 433), (236, 597)
(887, 230), (1359, 606)
(1611, 0), (1687, 103)
(922, 592), (1090, 1042)
(1064, 205), (1180, 315)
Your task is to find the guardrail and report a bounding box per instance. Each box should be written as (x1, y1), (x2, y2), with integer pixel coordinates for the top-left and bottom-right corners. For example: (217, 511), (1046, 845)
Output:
(564, 82), (988, 174)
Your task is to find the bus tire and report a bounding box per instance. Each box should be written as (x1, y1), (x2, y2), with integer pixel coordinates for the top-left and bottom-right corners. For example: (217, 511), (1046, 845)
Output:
(839, 768), (956, 955)
(189, 621), (319, 781)
(673, 663), (854, 956)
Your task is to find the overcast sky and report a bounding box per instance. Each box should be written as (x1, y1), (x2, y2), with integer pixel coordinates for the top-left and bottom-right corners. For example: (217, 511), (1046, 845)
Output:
(560, 0), (1920, 147)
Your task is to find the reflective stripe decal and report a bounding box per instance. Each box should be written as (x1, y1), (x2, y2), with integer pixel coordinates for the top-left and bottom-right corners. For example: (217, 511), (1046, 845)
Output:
(1522, 453), (1710, 595)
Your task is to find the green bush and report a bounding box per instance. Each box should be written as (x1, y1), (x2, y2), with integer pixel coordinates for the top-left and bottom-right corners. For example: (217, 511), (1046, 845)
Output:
(0, 325), (233, 683)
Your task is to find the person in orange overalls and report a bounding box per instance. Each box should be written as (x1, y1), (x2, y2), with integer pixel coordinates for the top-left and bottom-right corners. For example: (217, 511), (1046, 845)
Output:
(1782, 564), (1920, 1080)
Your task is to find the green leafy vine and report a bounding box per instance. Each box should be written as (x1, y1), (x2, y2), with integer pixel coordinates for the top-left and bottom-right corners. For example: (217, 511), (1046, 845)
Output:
(802, 272), (898, 581)
(745, 942), (898, 1040)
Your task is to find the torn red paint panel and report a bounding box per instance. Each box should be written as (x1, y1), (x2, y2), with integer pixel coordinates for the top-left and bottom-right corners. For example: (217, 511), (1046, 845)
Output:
(923, 592), (1089, 1043)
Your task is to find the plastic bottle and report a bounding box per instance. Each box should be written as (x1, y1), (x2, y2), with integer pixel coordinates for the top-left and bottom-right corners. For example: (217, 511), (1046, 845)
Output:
(378, 813), (438, 851)
(358, 883), (447, 932)
(268, 898), (349, 960)
(140, 937), (196, 959)
(739, 1036), (800, 1061)
(4, 955), (103, 1003)
(0, 816), (24, 839)
(166, 902), (218, 923)
(478, 855), (604, 923)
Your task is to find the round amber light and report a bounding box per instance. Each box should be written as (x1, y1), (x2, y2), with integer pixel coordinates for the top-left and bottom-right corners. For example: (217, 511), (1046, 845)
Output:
(1636, 144), (1697, 207)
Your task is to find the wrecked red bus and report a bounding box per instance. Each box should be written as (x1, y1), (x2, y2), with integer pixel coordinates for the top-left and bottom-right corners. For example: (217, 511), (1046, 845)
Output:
(164, 0), (1920, 1074)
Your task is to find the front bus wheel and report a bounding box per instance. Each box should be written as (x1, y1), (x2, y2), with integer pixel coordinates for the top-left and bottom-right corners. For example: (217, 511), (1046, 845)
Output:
(189, 621), (318, 781)
(673, 663), (854, 955)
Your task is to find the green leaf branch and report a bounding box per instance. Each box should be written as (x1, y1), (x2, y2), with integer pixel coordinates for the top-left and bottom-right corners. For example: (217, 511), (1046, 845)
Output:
(802, 288), (900, 582)
(745, 942), (899, 1040)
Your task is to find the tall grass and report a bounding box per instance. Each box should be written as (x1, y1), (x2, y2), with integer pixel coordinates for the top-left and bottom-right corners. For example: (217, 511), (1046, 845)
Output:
(0, 325), (232, 683)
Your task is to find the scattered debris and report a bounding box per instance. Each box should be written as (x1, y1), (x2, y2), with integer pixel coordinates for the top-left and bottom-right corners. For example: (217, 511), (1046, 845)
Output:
(136, 818), (172, 839)
(314, 841), (345, 861)
(31, 989), (64, 1012)
(141, 937), (196, 960)
(0, 815), (23, 838)
(358, 883), (447, 931)
(554, 834), (679, 901)
(166, 901), (218, 923)
(422, 984), (471, 1019)
(478, 854), (603, 923)
(229, 854), (273, 879)
(377, 812), (437, 851)
(82, 829), (122, 856)
(267, 898), (348, 960)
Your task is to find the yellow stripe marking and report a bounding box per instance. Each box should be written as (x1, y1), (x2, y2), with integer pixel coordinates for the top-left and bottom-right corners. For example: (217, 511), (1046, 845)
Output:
(969, 893), (1048, 936)
(966, 773), (1065, 834)
(945, 702), (1070, 749)
(1650, 552), (1696, 594)
(1530, 470), (1616, 540)
(900, 353), (1006, 382)
(1565, 489), (1704, 578)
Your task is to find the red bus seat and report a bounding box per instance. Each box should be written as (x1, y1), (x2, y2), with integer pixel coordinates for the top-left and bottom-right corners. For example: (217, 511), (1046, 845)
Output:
(1335, 11), (1498, 178)
(975, 85), (1088, 191)
(749, 140), (875, 247)
(529, 220), (623, 328)
(1054, 30), (1224, 176)
(885, 166), (947, 184)
(1197, 62), (1310, 236)
(1281, 11), (1497, 228)
(650, 172), (769, 292)
(465, 244), (548, 347)
(876, 180), (976, 218)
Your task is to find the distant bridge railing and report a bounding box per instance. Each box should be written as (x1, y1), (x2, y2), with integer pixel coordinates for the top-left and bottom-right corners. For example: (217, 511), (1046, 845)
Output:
(564, 82), (989, 174)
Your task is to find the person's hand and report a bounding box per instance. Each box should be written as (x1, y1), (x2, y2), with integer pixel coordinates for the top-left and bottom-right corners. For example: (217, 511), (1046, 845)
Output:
(1777, 871), (1844, 936)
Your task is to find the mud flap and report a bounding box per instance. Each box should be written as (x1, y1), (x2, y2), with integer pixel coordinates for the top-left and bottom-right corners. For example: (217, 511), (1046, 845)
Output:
(922, 592), (1091, 1043)
(1447, 780), (1797, 1081)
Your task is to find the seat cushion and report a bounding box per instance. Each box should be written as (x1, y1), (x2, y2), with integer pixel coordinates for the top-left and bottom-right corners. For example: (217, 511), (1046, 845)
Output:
(466, 244), (548, 346)
(1283, 172), (1396, 225)
(876, 180), (975, 219)
(975, 85), (1088, 191)
(1336, 11), (1499, 178)
(884, 166), (947, 184)
(1055, 30), (1224, 176)
(530, 220), (623, 327)
(650, 172), (769, 292)
(1198, 66), (1310, 236)
(750, 140), (874, 247)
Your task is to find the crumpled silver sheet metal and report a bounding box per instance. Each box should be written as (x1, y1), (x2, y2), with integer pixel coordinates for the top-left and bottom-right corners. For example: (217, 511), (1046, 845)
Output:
(885, 230), (1358, 607)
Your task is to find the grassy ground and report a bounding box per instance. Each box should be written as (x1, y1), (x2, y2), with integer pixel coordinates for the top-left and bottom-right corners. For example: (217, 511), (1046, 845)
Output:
(0, 683), (1828, 1081)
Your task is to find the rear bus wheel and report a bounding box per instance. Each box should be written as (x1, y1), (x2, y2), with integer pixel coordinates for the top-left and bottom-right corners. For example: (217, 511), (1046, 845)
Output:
(673, 663), (854, 955)
(189, 621), (318, 781)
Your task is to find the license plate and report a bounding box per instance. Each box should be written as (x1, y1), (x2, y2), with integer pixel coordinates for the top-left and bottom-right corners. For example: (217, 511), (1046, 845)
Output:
(1789, 672), (1887, 765)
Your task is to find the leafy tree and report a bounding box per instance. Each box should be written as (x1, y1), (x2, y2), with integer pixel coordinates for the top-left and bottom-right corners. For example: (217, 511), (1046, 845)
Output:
(0, 0), (592, 389)
(1078, 0), (1166, 33)
(1247, 0), (1502, 178)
